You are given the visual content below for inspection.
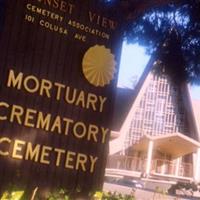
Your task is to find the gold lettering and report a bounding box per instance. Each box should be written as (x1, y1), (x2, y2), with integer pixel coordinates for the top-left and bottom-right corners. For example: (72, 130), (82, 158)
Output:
(54, 148), (65, 166)
(0, 136), (100, 174)
(40, 145), (52, 164)
(7, 69), (23, 90)
(60, 0), (67, 12)
(88, 11), (96, 23)
(52, 0), (59, 8)
(40, 79), (52, 98)
(10, 104), (24, 124)
(86, 93), (97, 111)
(87, 124), (98, 142)
(68, 3), (75, 14)
(0, 102), (9, 121)
(54, 82), (65, 100)
(73, 122), (86, 139)
(40, 19), (45, 27)
(51, 116), (62, 134)
(101, 127), (109, 144)
(89, 156), (98, 173)
(24, 108), (37, 128)
(65, 151), (75, 169)
(36, 6), (42, 14)
(97, 15), (101, 25)
(75, 91), (85, 108)
(63, 118), (73, 135)
(37, 0), (75, 14)
(88, 11), (117, 30)
(0, 137), (11, 156)
(25, 142), (40, 162)
(76, 153), (87, 171)
(6, 69), (107, 113)
(36, 112), (51, 131)
(65, 86), (76, 104)
(99, 96), (107, 112)
(102, 17), (108, 28)
(23, 75), (40, 93)
(12, 139), (25, 160)
(26, 4), (32, 10)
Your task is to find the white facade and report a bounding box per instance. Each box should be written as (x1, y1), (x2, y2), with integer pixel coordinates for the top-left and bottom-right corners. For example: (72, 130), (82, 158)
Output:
(108, 60), (200, 182)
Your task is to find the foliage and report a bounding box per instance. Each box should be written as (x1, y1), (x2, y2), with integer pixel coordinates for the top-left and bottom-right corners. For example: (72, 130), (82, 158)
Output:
(0, 191), (24, 200)
(125, 1), (200, 84)
(46, 190), (136, 200)
(0, 188), (136, 200)
(104, 0), (200, 84)
(168, 181), (198, 195)
(0, 183), (25, 200)
(47, 189), (69, 200)
(101, 191), (135, 200)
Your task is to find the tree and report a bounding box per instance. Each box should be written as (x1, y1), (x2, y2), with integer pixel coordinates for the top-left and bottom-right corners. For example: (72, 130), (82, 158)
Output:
(126, 1), (200, 83)
(104, 0), (200, 84)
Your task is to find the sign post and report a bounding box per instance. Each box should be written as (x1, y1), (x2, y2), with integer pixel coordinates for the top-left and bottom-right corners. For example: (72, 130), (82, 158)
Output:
(0, 0), (123, 198)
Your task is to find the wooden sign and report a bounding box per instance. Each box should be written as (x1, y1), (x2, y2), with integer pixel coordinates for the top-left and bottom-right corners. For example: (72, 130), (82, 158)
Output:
(0, 0), (123, 197)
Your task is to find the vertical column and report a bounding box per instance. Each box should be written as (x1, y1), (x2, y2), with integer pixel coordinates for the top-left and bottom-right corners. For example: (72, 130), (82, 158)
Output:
(145, 140), (154, 176)
(161, 153), (167, 174)
(175, 157), (181, 176)
(194, 148), (200, 182)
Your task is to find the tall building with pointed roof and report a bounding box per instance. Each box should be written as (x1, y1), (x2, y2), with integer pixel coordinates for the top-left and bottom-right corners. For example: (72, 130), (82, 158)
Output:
(107, 57), (200, 182)
(124, 61), (192, 150)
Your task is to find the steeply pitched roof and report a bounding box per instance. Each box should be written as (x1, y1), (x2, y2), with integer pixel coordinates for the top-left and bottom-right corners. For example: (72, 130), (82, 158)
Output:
(111, 57), (155, 132)
(110, 57), (200, 155)
(192, 100), (200, 137)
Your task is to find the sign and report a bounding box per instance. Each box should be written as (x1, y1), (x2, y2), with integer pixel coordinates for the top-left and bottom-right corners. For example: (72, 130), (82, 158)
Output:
(0, 0), (123, 197)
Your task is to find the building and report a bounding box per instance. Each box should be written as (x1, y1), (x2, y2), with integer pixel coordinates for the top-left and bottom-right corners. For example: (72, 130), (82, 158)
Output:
(107, 57), (200, 183)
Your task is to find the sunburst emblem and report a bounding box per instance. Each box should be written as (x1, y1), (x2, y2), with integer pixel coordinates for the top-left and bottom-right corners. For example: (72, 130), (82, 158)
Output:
(82, 45), (116, 87)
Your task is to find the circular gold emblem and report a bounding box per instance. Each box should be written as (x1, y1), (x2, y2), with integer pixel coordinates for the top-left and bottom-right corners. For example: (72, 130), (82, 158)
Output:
(82, 45), (116, 87)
